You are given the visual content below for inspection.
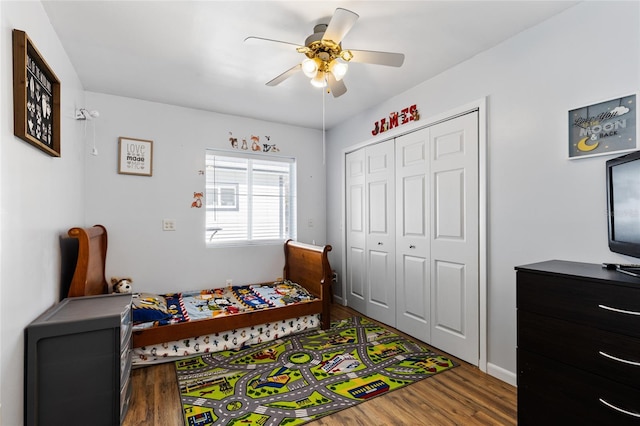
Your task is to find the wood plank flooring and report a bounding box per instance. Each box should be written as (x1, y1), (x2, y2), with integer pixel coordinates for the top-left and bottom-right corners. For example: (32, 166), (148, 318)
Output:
(123, 304), (517, 425)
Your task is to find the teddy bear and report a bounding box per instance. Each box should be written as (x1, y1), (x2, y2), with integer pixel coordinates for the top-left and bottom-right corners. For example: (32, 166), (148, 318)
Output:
(111, 277), (133, 293)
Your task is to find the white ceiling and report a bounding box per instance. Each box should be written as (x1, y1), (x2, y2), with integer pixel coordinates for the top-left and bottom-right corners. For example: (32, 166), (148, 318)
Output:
(42, 1), (578, 130)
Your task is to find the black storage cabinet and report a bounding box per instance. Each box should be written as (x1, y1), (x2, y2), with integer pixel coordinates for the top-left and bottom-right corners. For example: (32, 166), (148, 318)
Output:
(516, 260), (640, 425)
(25, 293), (132, 426)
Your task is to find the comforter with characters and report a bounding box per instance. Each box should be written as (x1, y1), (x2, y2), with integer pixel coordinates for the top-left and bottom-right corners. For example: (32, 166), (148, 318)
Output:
(130, 280), (320, 365)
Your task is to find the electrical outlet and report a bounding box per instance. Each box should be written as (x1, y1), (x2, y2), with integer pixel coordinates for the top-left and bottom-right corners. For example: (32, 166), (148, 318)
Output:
(162, 219), (176, 231)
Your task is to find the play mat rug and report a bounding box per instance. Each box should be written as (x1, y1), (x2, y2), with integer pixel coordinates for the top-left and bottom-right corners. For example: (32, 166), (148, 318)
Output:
(175, 316), (457, 426)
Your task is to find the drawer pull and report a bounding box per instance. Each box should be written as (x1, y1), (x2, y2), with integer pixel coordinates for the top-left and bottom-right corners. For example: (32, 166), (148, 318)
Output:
(598, 304), (640, 316)
(598, 350), (640, 367)
(599, 398), (640, 418)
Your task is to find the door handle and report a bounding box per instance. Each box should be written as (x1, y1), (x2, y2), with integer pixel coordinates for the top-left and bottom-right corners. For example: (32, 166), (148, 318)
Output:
(409, 245), (416, 249)
(377, 242), (383, 245)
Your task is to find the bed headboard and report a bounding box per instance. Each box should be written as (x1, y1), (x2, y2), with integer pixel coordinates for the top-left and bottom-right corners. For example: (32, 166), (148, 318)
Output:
(67, 225), (109, 297)
(66, 227), (332, 308)
(283, 239), (333, 301)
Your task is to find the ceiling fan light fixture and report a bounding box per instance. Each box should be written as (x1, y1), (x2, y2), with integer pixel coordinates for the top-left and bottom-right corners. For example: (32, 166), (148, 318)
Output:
(310, 71), (327, 88)
(302, 58), (319, 78)
(329, 59), (348, 81)
(248, 8), (404, 99)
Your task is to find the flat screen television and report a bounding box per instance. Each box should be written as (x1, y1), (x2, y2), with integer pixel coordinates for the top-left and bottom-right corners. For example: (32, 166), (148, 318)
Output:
(606, 150), (640, 258)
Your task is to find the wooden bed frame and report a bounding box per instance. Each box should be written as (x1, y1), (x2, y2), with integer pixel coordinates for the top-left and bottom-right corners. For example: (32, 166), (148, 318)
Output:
(67, 225), (333, 348)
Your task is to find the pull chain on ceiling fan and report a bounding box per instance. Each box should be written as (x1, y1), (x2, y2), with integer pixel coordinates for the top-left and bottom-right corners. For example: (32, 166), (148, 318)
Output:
(245, 8), (405, 98)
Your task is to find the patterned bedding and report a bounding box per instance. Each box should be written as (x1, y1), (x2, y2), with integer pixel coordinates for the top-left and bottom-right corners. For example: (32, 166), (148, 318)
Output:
(130, 280), (320, 365)
(132, 314), (320, 365)
(132, 280), (316, 330)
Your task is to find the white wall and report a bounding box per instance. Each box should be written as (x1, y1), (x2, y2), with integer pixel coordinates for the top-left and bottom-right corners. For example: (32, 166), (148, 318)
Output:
(326, 1), (640, 384)
(84, 92), (326, 294)
(0, 2), (86, 425)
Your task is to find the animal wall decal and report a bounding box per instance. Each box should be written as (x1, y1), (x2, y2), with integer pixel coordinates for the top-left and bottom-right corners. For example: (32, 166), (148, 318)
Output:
(191, 192), (203, 208)
(228, 132), (279, 153)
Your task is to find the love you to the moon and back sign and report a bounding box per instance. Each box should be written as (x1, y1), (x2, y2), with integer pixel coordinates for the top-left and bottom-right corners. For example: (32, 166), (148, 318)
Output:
(569, 94), (637, 159)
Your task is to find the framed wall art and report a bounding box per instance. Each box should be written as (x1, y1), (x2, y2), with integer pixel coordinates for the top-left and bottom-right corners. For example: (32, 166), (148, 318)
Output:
(118, 137), (153, 176)
(568, 94), (637, 159)
(12, 29), (61, 157)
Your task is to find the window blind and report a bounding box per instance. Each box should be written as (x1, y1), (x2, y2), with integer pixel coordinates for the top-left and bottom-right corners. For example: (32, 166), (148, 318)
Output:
(205, 150), (297, 245)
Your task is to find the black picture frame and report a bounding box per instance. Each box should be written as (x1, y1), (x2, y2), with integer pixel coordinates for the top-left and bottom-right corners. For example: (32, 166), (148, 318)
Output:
(12, 29), (61, 157)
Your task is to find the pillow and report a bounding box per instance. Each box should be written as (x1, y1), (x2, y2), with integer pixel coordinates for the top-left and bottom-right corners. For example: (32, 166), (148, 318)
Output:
(131, 293), (171, 323)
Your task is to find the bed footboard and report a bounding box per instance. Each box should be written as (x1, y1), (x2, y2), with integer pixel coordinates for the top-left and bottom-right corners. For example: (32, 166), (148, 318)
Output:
(283, 239), (333, 330)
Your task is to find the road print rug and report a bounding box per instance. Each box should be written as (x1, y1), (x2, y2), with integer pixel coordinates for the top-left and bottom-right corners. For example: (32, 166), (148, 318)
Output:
(175, 316), (457, 426)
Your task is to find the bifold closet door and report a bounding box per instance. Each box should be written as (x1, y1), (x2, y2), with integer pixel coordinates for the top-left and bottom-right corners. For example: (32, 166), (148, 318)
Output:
(364, 141), (396, 325)
(345, 149), (367, 314)
(345, 111), (480, 366)
(395, 128), (430, 342)
(429, 112), (479, 366)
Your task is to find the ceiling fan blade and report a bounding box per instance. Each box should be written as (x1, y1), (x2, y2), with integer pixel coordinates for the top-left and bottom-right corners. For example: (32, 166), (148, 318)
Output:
(322, 8), (359, 44)
(244, 36), (302, 49)
(266, 63), (302, 86)
(327, 72), (347, 98)
(348, 49), (405, 67)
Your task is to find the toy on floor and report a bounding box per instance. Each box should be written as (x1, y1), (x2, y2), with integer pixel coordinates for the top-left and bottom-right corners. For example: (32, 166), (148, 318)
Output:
(111, 277), (133, 293)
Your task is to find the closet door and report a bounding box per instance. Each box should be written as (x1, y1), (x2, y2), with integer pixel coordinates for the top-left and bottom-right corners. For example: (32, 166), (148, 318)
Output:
(345, 149), (367, 314)
(429, 112), (479, 365)
(395, 128), (430, 342)
(365, 141), (396, 325)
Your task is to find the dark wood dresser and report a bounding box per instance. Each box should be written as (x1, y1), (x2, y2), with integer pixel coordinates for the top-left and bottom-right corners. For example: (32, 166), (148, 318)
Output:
(516, 260), (640, 425)
(25, 293), (133, 426)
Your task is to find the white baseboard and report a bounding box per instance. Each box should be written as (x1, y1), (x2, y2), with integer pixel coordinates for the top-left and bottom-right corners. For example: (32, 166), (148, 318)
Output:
(487, 362), (517, 387)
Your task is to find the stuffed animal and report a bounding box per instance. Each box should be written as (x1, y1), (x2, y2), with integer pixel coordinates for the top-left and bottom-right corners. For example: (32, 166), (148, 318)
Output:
(111, 277), (133, 293)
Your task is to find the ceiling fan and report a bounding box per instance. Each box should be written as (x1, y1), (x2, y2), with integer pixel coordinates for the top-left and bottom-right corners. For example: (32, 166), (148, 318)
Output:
(244, 8), (405, 98)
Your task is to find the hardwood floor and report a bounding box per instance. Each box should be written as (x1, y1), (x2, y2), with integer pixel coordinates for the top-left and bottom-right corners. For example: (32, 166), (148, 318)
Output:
(123, 304), (517, 425)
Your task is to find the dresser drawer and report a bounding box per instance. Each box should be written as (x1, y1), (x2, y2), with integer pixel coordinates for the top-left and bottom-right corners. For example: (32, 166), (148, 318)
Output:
(120, 347), (132, 387)
(518, 310), (640, 389)
(518, 350), (640, 425)
(120, 373), (132, 423)
(120, 305), (132, 344)
(517, 271), (640, 338)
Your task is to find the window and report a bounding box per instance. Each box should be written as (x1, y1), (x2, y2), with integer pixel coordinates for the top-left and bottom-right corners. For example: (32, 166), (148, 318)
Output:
(205, 150), (297, 245)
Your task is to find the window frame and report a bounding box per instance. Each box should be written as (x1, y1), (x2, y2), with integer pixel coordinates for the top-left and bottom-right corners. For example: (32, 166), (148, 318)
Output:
(205, 149), (297, 247)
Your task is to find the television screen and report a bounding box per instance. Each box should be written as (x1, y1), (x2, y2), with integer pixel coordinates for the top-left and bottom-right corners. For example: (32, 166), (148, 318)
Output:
(607, 150), (640, 258)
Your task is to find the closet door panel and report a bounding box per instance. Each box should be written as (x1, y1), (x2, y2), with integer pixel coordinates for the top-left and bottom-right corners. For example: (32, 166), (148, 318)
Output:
(345, 150), (367, 314)
(400, 255), (428, 317)
(433, 260), (465, 333)
(430, 112), (479, 365)
(434, 169), (464, 240)
(403, 176), (425, 235)
(365, 141), (396, 325)
(369, 250), (393, 306)
(348, 247), (365, 299)
(368, 181), (390, 234)
(395, 128), (430, 342)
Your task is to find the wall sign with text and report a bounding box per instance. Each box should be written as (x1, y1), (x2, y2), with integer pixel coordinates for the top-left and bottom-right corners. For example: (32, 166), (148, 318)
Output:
(118, 137), (153, 176)
(569, 94), (637, 159)
(371, 104), (420, 136)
